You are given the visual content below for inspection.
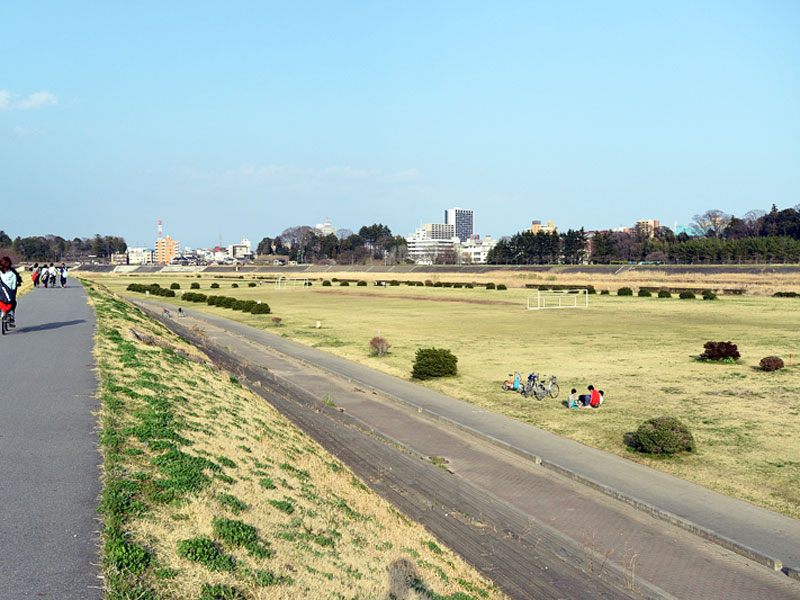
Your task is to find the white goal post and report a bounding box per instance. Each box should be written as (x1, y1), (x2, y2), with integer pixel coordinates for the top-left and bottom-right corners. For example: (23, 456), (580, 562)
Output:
(527, 289), (589, 310)
(275, 276), (310, 289)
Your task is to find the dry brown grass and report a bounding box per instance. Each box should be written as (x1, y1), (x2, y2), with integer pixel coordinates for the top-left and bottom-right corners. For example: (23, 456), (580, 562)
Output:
(86, 280), (503, 600)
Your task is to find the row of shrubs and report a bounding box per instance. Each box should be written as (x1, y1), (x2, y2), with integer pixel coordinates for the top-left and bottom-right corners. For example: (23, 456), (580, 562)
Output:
(773, 291), (799, 297)
(167, 282), (258, 290)
(321, 279), (508, 290)
(617, 287), (717, 300)
(698, 340), (787, 371)
(126, 283), (176, 297)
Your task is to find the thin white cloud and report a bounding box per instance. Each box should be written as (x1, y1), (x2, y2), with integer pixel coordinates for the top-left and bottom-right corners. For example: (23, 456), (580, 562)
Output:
(12, 126), (42, 137)
(19, 91), (57, 109)
(0, 89), (58, 110)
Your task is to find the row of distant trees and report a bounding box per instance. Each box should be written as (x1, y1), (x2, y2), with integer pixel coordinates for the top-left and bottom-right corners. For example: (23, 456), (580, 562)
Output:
(488, 205), (800, 265)
(256, 224), (408, 264)
(0, 231), (127, 262)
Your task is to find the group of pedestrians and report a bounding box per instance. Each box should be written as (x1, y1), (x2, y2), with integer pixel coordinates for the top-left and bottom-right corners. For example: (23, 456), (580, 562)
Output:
(32, 263), (68, 288)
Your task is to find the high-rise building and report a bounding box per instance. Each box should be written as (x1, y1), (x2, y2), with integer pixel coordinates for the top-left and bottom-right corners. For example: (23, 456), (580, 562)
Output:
(155, 235), (179, 264)
(444, 207), (474, 242)
(422, 223), (456, 240)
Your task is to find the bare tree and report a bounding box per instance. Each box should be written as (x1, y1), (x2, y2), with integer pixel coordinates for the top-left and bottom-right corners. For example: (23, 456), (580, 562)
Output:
(691, 210), (731, 237)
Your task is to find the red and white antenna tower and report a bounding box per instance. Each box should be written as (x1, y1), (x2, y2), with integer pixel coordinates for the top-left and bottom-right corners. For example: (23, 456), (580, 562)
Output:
(158, 219), (163, 240)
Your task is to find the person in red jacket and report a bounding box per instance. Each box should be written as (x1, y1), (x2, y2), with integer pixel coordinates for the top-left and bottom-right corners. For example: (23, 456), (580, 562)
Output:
(589, 385), (601, 407)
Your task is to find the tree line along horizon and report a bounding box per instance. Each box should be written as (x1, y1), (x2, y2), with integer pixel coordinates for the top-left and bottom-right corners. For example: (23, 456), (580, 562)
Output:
(1, 204), (799, 264)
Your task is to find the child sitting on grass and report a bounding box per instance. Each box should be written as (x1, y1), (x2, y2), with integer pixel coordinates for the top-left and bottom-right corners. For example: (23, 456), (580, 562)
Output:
(567, 388), (581, 409)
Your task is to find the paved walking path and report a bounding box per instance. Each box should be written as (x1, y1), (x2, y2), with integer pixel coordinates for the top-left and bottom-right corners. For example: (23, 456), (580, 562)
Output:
(135, 297), (800, 599)
(0, 285), (101, 599)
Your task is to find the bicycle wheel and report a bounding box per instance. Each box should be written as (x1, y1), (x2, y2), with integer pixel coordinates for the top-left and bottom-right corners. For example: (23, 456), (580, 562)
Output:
(534, 384), (547, 401)
(548, 383), (560, 398)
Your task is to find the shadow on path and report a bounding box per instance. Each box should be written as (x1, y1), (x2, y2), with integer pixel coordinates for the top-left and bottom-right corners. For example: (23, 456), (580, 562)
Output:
(17, 319), (87, 333)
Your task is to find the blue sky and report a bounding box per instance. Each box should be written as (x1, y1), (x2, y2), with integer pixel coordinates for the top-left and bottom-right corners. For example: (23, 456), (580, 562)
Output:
(2, 1), (798, 247)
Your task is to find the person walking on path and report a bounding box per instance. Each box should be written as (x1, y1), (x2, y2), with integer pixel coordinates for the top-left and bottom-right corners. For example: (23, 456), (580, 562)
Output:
(60, 263), (68, 288)
(48, 263), (57, 288)
(0, 256), (21, 327)
(32, 263), (40, 287)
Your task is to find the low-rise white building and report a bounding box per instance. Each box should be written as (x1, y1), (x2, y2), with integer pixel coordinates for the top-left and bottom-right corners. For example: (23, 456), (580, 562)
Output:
(127, 247), (155, 265)
(455, 235), (497, 264)
(406, 227), (458, 264)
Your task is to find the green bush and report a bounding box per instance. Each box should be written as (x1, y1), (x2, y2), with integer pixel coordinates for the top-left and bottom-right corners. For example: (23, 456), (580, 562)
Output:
(416, 281), (424, 287)
(340, 281), (350, 286)
(412, 348), (458, 380)
(617, 287), (633, 296)
(773, 291), (799, 297)
(191, 282), (200, 289)
(248, 282), (256, 287)
(485, 282), (496, 290)
(465, 283), (474, 289)
(250, 302), (271, 314)
(322, 280), (332, 286)
(759, 356), (784, 372)
(357, 281), (367, 286)
(424, 280), (433, 287)
(433, 282), (442, 287)
(232, 283), (239, 288)
(638, 289), (652, 297)
(586, 285), (596, 294)
(176, 537), (236, 571)
(210, 283), (220, 289)
(600, 289), (610, 295)
(700, 341), (740, 361)
(453, 283), (463, 288)
(626, 417), (695, 455)
(497, 284), (507, 290)
(232, 300), (248, 311)
(170, 283), (180, 290)
(390, 280), (400, 286)
(442, 282), (452, 287)
(658, 290), (671, 298)
(702, 289), (717, 300)
(679, 291), (696, 299)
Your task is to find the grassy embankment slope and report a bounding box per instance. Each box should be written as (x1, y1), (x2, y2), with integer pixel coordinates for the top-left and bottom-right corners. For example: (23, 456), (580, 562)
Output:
(85, 280), (503, 600)
(88, 274), (800, 520)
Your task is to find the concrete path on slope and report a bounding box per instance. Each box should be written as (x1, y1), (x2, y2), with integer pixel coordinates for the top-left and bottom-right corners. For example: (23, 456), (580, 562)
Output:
(134, 297), (800, 600)
(0, 285), (101, 600)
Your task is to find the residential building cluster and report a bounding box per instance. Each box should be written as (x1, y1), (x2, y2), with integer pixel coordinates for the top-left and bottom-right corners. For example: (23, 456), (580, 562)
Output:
(405, 207), (497, 264)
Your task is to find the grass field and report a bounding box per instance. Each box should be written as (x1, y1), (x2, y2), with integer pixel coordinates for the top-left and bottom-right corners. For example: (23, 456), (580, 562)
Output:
(86, 280), (504, 600)
(87, 273), (800, 520)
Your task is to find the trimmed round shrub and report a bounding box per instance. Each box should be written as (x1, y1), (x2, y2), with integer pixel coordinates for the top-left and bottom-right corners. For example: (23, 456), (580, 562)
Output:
(357, 281), (367, 287)
(412, 348), (458, 380)
(702, 289), (717, 301)
(210, 283), (220, 289)
(465, 283), (474, 289)
(600, 289), (610, 295)
(627, 416), (695, 455)
(442, 282), (452, 288)
(658, 290), (671, 298)
(248, 282), (256, 287)
(322, 280), (332, 286)
(390, 280), (400, 286)
(232, 300), (248, 311)
(424, 280), (434, 287)
(207, 296), (218, 306)
(416, 281), (424, 287)
(485, 282), (496, 290)
(453, 283), (463, 288)
(497, 284), (507, 290)
(586, 285), (596, 295)
(190, 282), (200, 289)
(340, 281), (350, 286)
(232, 283), (239, 288)
(638, 289), (652, 297)
(433, 282), (442, 287)
(250, 302), (271, 314)
(617, 287), (633, 296)
(170, 283), (180, 290)
(305, 281), (313, 287)
(164, 289), (176, 297)
(773, 291), (799, 297)
(700, 341), (740, 361)
(759, 356), (784, 372)
(679, 291), (696, 299)
(332, 278), (338, 282)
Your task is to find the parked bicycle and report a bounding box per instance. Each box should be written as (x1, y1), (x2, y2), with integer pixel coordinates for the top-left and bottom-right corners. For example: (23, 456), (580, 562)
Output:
(522, 373), (559, 400)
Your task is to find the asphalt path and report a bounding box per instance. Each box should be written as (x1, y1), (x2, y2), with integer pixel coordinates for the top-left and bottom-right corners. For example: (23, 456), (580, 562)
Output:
(0, 284), (101, 599)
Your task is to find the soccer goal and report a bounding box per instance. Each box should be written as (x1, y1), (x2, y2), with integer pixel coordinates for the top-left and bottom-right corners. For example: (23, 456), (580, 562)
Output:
(275, 276), (310, 289)
(527, 289), (589, 310)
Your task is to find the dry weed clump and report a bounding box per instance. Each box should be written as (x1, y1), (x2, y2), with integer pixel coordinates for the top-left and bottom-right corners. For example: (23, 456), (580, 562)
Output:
(85, 280), (503, 600)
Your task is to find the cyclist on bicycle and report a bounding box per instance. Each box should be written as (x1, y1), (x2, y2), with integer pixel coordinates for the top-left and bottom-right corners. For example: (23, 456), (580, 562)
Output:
(0, 256), (22, 327)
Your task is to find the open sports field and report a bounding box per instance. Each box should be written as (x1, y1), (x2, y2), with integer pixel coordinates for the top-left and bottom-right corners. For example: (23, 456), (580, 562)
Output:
(90, 273), (800, 519)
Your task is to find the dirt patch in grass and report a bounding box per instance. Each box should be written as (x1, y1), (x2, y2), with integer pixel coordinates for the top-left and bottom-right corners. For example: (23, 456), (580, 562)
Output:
(85, 279), (504, 600)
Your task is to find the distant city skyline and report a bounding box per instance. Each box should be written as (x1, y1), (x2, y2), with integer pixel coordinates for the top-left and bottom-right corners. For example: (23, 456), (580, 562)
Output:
(2, 2), (798, 248)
